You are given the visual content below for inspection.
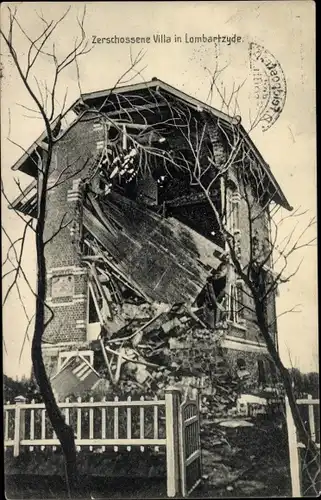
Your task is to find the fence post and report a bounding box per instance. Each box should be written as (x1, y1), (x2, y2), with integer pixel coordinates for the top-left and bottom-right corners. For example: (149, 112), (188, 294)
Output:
(285, 396), (301, 497)
(307, 394), (316, 441)
(165, 386), (181, 498)
(13, 396), (26, 457)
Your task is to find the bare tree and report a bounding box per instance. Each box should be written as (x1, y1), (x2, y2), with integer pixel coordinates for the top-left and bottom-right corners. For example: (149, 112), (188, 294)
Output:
(157, 68), (320, 490)
(1, 5), (146, 493)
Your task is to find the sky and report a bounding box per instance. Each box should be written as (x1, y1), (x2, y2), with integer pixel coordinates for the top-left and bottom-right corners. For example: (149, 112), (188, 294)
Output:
(1, 1), (317, 379)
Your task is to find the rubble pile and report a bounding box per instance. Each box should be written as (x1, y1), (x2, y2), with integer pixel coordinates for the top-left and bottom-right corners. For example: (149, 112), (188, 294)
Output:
(81, 233), (239, 411)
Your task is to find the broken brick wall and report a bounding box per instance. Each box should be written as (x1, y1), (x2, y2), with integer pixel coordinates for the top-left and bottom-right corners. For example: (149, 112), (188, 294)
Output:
(40, 110), (278, 391)
(223, 347), (277, 390)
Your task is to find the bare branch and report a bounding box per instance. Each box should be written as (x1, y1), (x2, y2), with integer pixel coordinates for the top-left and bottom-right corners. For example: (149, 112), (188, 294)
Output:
(2, 219), (33, 308)
(44, 213), (72, 245)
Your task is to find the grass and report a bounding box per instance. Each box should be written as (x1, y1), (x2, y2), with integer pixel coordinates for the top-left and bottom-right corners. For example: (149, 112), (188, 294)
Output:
(5, 475), (168, 499)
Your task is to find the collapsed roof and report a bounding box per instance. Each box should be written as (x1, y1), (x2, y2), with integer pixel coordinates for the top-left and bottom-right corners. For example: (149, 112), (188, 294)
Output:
(84, 191), (222, 305)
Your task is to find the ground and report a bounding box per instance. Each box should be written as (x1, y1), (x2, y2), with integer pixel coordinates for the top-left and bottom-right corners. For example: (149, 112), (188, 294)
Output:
(197, 414), (291, 497)
(5, 414), (292, 499)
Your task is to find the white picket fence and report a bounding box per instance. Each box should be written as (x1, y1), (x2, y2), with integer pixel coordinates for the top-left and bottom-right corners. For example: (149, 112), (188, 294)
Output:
(4, 388), (201, 498)
(285, 395), (320, 497)
(4, 395), (168, 456)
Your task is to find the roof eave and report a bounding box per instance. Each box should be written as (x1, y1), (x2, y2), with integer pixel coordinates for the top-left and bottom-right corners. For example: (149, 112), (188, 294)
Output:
(10, 115), (62, 177)
(9, 179), (37, 218)
(237, 126), (292, 211)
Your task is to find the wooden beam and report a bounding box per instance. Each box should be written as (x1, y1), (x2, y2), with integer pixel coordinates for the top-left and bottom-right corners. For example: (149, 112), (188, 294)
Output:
(114, 347), (125, 384)
(164, 192), (210, 208)
(106, 307), (168, 345)
(88, 281), (104, 324)
(89, 264), (113, 320)
(99, 251), (151, 302)
(104, 345), (160, 369)
(99, 337), (115, 385)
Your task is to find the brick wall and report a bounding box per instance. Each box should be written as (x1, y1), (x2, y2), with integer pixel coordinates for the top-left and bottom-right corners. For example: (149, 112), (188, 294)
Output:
(43, 115), (105, 347)
(227, 172), (277, 346)
(204, 115), (227, 166)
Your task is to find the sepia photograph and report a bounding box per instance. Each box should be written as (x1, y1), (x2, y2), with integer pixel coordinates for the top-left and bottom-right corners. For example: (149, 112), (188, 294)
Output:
(1, 1), (318, 498)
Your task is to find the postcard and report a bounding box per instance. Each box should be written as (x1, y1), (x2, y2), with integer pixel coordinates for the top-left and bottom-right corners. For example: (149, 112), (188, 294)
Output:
(1, 1), (318, 498)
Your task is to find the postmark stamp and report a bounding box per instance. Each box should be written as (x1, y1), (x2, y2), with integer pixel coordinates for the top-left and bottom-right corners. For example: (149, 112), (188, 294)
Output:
(249, 42), (287, 132)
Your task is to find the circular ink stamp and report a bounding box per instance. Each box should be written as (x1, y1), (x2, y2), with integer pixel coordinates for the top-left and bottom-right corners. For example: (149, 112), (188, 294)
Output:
(249, 42), (287, 132)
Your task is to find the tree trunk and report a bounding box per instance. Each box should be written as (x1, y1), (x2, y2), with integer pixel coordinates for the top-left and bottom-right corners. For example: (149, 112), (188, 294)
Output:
(254, 300), (319, 459)
(32, 168), (78, 495)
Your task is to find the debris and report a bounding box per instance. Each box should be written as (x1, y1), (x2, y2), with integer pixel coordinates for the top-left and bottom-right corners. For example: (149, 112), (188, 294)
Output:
(161, 317), (181, 334)
(234, 480), (266, 495)
(89, 263), (113, 320)
(135, 365), (151, 384)
(106, 304), (169, 345)
(83, 239), (149, 302)
(168, 338), (184, 349)
(219, 420), (254, 428)
(114, 347), (126, 384)
(237, 394), (267, 405)
(103, 316), (127, 337)
(99, 337), (114, 384)
(237, 370), (250, 382)
(122, 302), (152, 320)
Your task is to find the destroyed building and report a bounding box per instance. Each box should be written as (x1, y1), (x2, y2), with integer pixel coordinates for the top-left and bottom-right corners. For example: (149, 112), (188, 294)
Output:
(10, 79), (291, 399)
